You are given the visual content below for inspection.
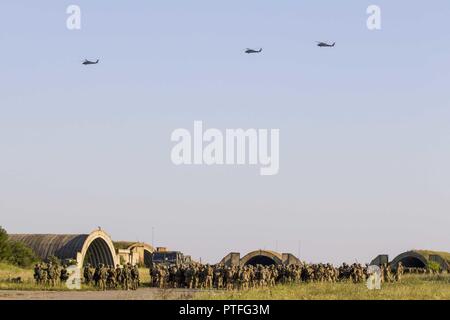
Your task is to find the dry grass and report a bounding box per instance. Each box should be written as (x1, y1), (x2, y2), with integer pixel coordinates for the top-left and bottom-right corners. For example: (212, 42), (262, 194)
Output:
(0, 263), (93, 291)
(0, 263), (34, 281)
(0, 262), (73, 291)
(139, 268), (150, 284)
(196, 274), (450, 300)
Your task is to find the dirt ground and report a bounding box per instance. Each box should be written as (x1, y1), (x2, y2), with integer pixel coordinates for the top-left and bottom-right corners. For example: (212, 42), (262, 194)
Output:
(0, 288), (197, 300)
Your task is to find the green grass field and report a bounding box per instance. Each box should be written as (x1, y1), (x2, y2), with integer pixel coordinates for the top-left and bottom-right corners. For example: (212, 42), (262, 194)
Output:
(196, 274), (450, 300)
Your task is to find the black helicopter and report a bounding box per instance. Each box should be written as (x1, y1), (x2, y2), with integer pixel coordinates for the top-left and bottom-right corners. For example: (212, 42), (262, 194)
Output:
(317, 42), (335, 47)
(82, 59), (99, 65)
(245, 48), (263, 54)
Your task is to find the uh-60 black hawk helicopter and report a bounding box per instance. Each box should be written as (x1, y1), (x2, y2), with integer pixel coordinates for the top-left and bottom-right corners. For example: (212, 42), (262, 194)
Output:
(82, 59), (99, 65)
(317, 41), (335, 47)
(245, 48), (263, 54)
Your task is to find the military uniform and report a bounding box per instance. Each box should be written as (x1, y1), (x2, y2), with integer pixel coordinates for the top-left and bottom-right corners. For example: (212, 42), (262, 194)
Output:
(84, 264), (93, 285)
(60, 265), (69, 283)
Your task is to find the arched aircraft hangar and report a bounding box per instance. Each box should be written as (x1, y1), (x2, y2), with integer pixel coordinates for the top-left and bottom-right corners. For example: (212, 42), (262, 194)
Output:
(219, 250), (301, 267)
(9, 229), (118, 267)
(371, 250), (450, 272)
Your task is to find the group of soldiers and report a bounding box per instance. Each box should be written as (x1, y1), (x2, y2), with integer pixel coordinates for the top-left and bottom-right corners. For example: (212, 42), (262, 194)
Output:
(33, 261), (140, 290)
(147, 261), (406, 290)
(404, 267), (439, 274)
(382, 262), (404, 282)
(33, 260), (408, 291)
(83, 263), (140, 291)
(33, 262), (69, 286)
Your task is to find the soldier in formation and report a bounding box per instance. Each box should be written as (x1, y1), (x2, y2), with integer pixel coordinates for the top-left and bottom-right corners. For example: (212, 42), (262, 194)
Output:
(82, 262), (140, 291)
(395, 262), (404, 282)
(83, 263), (93, 285)
(33, 262), (72, 287)
(59, 265), (69, 283)
(31, 259), (418, 291)
(146, 261), (415, 290)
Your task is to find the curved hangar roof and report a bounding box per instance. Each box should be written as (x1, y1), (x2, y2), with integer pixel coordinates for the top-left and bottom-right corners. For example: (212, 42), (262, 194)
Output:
(372, 250), (450, 271)
(390, 250), (450, 271)
(220, 250), (301, 267)
(9, 229), (117, 267)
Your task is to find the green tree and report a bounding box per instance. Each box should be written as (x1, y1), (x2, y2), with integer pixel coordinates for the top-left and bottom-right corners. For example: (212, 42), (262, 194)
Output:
(427, 261), (441, 273)
(8, 241), (38, 267)
(0, 225), (39, 267)
(0, 226), (12, 261)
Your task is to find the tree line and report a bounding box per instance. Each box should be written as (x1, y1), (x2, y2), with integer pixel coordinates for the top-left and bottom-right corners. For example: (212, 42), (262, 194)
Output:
(0, 226), (37, 267)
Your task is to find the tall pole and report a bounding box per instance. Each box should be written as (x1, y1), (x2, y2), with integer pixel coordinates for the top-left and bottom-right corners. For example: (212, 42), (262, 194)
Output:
(152, 227), (155, 248)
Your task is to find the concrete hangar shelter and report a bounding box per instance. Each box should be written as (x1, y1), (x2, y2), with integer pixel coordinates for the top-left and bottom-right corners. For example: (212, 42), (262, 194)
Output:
(371, 250), (450, 272)
(220, 250), (301, 267)
(9, 229), (155, 268)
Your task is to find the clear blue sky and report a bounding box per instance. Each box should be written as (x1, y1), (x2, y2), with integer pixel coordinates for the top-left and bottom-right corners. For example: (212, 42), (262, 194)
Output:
(1, 1), (449, 264)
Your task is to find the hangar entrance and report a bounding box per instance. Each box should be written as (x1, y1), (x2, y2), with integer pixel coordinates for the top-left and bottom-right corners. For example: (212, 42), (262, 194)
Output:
(398, 256), (426, 269)
(83, 238), (115, 267)
(244, 255), (277, 267)
(144, 249), (153, 267)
